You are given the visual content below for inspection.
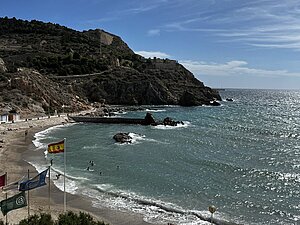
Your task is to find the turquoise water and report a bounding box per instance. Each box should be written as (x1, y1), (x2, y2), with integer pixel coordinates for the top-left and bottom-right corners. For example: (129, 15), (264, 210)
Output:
(32, 89), (300, 225)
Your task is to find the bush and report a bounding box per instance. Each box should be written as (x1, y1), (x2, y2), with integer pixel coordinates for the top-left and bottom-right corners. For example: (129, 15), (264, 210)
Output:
(19, 214), (54, 225)
(57, 211), (108, 225)
(19, 211), (109, 225)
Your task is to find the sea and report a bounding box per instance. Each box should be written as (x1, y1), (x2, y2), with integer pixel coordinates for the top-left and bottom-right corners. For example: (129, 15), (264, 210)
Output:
(28, 89), (300, 225)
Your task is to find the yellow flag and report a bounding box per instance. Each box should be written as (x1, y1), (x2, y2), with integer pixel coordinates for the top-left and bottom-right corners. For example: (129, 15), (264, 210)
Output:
(48, 140), (64, 154)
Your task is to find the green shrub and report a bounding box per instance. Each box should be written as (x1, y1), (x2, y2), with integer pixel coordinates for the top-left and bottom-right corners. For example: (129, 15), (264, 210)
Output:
(18, 212), (108, 225)
(19, 213), (54, 225)
(56, 211), (108, 225)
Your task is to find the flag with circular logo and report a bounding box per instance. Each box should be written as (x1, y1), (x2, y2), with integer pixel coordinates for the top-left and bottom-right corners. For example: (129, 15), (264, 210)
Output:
(19, 168), (48, 191)
(0, 191), (27, 215)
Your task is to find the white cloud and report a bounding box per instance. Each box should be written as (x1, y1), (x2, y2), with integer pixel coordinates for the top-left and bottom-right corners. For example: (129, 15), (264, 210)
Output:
(135, 50), (171, 59)
(179, 60), (300, 77)
(162, 1), (300, 51)
(147, 29), (160, 36)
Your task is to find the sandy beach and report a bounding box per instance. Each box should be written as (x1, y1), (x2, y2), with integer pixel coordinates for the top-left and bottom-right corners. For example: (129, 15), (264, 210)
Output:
(0, 115), (153, 225)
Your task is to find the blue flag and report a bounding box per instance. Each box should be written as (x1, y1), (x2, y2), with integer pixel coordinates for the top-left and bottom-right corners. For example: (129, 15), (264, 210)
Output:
(19, 168), (48, 191)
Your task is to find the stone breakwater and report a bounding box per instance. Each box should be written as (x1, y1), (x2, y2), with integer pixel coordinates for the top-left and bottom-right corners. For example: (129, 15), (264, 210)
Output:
(69, 112), (184, 126)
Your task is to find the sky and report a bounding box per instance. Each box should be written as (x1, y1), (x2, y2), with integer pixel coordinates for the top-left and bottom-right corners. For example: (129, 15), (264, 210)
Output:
(1, 0), (300, 89)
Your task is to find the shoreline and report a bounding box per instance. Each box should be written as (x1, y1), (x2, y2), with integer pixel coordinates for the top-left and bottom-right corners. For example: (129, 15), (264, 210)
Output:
(0, 116), (153, 225)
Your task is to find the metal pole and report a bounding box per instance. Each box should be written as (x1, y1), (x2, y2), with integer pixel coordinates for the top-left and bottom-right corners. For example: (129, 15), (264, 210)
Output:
(48, 166), (51, 211)
(27, 169), (30, 218)
(5, 172), (7, 225)
(63, 138), (66, 212)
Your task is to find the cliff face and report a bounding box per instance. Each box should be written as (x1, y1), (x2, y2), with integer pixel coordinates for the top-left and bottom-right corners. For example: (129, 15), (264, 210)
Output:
(0, 17), (221, 116)
(0, 68), (90, 117)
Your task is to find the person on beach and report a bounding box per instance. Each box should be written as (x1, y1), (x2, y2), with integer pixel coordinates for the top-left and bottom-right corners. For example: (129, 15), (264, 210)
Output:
(50, 159), (53, 166)
(24, 129), (28, 140)
(56, 174), (61, 179)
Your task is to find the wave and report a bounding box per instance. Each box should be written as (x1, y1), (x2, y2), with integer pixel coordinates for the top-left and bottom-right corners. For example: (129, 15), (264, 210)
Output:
(33, 123), (75, 149)
(112, 111), (128, 115)
(50, 167), (89, 182)
(114, 132), (169, 145)
(26, 153), (241, 225)
(83, 144), (99, 149)
(26, 159), (90, 195)
(26, 160), (49, 175)
(115, 132), (146, 145)
(79, 184), (239, 225)
(128, 132), (146, 144)
(52, 175), (78, 194)
(145, 109), (167, 112)
(153, 121), (191, 130)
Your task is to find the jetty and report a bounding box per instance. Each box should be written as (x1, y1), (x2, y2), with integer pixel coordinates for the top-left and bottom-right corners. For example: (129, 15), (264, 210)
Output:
(69, 112), (156, 125)
(69, 116), (147, 125)
(69, 112), (184, 126)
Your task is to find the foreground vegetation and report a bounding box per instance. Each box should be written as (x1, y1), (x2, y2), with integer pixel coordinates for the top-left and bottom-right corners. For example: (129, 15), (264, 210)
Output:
(0, 211), (109, 225)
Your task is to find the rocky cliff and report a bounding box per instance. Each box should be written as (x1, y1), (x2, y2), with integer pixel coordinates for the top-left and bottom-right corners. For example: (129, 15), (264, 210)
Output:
(0, 17), (221, 117)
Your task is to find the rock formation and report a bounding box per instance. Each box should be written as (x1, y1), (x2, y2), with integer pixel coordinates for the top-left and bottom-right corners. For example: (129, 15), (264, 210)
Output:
(113, 133), (132, 143)
(0, 17), (222, 117)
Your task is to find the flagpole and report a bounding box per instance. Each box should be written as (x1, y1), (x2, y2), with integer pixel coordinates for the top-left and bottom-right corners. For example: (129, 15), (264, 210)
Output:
(48, 165), (51, 211)
(27, 169), (30, 218)
(5, 172), (7, 225)
(63, 138), (66, 212)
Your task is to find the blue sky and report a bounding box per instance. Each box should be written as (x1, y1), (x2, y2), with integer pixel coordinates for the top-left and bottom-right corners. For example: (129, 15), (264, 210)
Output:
(1, 0), (300, 89)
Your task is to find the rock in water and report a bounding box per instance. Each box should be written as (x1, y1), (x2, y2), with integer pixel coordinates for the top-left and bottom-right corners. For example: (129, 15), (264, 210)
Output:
(162, 117), (183, 126)
(113, 133), (132, 143)
(144, 112), (156, 125)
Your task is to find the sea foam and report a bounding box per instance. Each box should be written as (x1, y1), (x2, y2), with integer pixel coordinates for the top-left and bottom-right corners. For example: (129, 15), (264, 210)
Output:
(79, 184), (217, 225)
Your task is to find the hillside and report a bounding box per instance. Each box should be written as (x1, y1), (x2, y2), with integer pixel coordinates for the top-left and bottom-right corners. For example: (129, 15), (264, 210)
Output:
(0, 17), (221, 116)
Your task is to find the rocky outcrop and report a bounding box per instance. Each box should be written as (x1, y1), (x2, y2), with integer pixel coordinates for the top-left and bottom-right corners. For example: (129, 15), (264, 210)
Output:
(113, 133), (132, 143)
(179, 91), (199, 106)
(144, 113), (184, 126)
(0, 17), (222, 114)
(209, 101), (221, 106)
(81, 67), (220, 106)
(162, 117), (184, 126)
(0, 68), (90, 117)
(144, 112), (156, 125)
